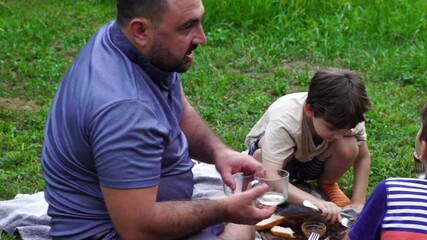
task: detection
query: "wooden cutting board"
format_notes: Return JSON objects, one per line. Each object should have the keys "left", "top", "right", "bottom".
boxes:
{"left": 259, "top": 211, "right": 349, "bottom": 240}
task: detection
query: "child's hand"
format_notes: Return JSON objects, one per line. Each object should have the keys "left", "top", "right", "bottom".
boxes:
{"left": 344, "top": 202, "right": 364, "bottom": 211}
{"left": 316, "top": 200, "right": 342, "bottom": 224}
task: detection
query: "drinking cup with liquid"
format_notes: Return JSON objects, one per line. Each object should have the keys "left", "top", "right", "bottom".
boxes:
{"left": 223, "top": 172, "right": 254, "bottom": 195}
{"left": 248, "top": 169, "right": 289, "bottom": 206}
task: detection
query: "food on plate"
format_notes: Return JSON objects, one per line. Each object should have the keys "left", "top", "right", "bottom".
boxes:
{"left": 255, "top": 214, "right": 286, "bottom": 230}
{"left": 259, "top": 212, "right": 352, "bottom": 239}
{"left": 270, "top": 226, "right": 295, "bottom": 238}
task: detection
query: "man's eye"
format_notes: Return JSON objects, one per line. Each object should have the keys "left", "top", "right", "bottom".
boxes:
{"left": 184, "top": 24, "right": 194, "bottom": 30}
{"left": 181, "top": 20, "right": 199, "bottom": 31}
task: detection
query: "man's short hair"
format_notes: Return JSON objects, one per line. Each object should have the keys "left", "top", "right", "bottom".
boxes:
{"left": 116, "top": 0, "right": 169, "bottom": 29}
{"left": 306, "top": 68, "right": 371, "bottom": 129}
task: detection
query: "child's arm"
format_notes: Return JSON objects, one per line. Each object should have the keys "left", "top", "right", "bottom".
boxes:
{"left": 349, "top": 142, "right": 370, "bottom": 210}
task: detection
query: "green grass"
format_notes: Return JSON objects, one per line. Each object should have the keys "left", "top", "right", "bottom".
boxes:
{"left": 0, "top": 0, "right": 426, "bottom": 226}
{"left": 189, "top": 0, "right": 427, "bottom": 194}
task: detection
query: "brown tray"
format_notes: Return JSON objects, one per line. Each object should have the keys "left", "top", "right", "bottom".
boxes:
{"left": 259, "top": 211, "right": 349, "bottom": 240}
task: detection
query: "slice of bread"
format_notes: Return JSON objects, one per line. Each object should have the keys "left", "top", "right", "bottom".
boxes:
{"left": 270, "top": 226, "right": 295, "bottom": 238}
{"left": 255, "top": 214, "right": 286, "bottom": 231}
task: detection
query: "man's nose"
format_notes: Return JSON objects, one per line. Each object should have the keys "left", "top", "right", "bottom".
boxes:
{"left": 193, "top": 23, "right": 206, "bottom": 45}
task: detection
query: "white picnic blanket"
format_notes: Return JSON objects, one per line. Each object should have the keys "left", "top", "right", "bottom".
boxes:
{"left": 0, "top": 162, "right": 253, "bottom": 239}
{"left": 0, "top": 162, "right": 357, "bottom": 239}
{"left": 0, "top": 191, "right": 51, "bottom": 240}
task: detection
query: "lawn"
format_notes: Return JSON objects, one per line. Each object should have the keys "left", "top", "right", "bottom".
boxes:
{"left": 0, "top": 0, "right": 426, "bottom": 209}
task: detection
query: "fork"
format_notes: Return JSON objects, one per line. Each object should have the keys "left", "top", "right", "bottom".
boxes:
{"left": 308, "top": 232, "right": 320, "bottom": 240}
{"left": 414, "top": 151, "right": 425, "bottom": 179}
{"left": 341, "top": 217, "right": 355, "bottom": 229}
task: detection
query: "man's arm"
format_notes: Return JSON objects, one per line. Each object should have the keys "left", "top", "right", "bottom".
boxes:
{"left": 349, "top": 142, "right": 371, "bottom": 210}
{"left": 100, "top": 87, "right": 276, "bottom": 239}
{"left": 101, "top": 184, "right": 273, "bottom": 239}
{"left": 179, "top": 86, "right": 264, "bottom": 188}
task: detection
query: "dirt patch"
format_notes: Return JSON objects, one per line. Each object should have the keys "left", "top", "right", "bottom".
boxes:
{"left": 0, "top": 97, "right": 42, "bottom": 113}
{"left": 282, "top": 60, "right": 319, "bottom": 74}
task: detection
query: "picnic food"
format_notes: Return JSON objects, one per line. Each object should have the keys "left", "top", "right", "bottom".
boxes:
{"left": 259, "top": 212, "right": 351, "bottom": 240}
{"left": 270, "top": 226, "right": 295, "bottom": 238}
{"left": 255, "top": 214, "right": 286, "bottom": 230}
{"left": 301, "top": 221, "right": 327, "bottom": 238}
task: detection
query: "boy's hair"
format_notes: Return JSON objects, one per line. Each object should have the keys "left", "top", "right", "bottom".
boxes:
{"left": 420, "top": 103, "right": 427, "bottom": 142}
{"left": 116, "top": 0, "right": 169, "bottom": 29}
{"left": 306, "top": 68, "right": 371, "bottom": 129}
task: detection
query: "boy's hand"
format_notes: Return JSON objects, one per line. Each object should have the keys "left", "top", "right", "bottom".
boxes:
{"left": 344, "top": 202, "right": 364, "bottom": 211}
{"left": 314, "top": 200, "right": 342, "bottom": 224}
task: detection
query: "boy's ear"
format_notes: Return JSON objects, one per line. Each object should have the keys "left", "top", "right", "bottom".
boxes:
{"left": 304, "top": 104, "right": 314, "bottom": 118}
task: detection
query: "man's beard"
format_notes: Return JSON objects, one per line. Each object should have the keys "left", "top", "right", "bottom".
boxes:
{"left": 146, "top": 38, "right": 196, "bottom": 73}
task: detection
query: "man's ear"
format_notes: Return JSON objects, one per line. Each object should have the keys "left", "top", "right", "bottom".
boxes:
{"left": 304, "top": 104, "right": 314, "bottom": 118}
{"left": 128, "top": 17, "right": 152, "bottom": 48}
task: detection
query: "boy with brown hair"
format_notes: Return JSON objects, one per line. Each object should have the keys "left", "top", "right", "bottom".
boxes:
{"left": 246, "top": 68, "right": 371, "bottom": 222}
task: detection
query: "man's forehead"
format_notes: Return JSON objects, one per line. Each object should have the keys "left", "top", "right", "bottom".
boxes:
{"left": 168, "top": 0, "right": 202, "bottom": 9}
{"left": 164, "top": 0, "right": 204, "bottom": 20}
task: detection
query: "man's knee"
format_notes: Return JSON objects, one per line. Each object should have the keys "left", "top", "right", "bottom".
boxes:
{"left": 220, "top": 223, "right": 255, "bottom": 240}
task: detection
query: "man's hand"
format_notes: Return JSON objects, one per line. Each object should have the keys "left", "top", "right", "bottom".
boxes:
{"left": 223, "top": 183, "right": 276, "bottom": 225}
{"left": 214, "top": 149, "right": 263, "bottom": 191}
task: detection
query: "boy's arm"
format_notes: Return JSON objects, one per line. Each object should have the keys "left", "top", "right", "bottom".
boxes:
{"left": 349, "top": 142, "right": 371, "bottom": 210}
